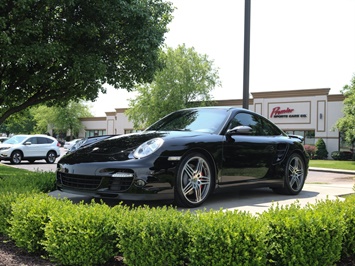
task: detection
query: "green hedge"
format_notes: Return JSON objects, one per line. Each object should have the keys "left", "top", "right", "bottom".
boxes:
{"left": 1, "top": 164, "right": 355, "bottom": 265}
{"left": 117, "top": 206, "right": 192, "bottom": 266}
{"left": 261, "top": 201, "right": 345, "bottom": 265}
{"left": 42, "top": 201, "right": 123, "bottom": 266}
{"left": 186, "top": 210, "right": 268, "bottom": 266}
{"left": 3, "top": 195, "right": 355, "bottom": 266}
{"left": 7, "top": 193, "right": 69, "bottom": 253}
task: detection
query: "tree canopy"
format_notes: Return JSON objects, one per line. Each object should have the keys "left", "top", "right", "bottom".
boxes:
{"left": 335, "top": 74, "right": 355, "bottom": 145}
{"left": 126, "top": 45, "right": 221, "bottom": 129}
{"left": 0, "top": 0, "right": 173, "bottom": 125}
{"left": 0, "top": 101, "right": 92, "bottom": 138}
{"left": 32, "top": 101, "right": 92, "bottom": 139}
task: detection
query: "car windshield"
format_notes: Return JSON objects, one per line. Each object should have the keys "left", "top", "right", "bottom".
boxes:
{"left": 146, "top": 108, "right": 229, "bottom": 133}
{"left": 3, "top": 136, "right": 27, "bottom": 144}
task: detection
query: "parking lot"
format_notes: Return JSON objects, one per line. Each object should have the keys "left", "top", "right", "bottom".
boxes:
{"left": 1, "top": 147, "right": 355, "bottom": 214}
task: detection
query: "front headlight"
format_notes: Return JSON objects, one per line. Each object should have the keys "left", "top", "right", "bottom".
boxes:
{"left": 133, "top": 138, "right": 164, "bottom": 159}
{"left": 0, "top": 147, "right": 10, "bottom": 151}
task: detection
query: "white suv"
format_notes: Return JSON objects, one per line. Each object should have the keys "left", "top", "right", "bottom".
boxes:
{"left": 0, "top": 134, "right": 61, "bottom": 164}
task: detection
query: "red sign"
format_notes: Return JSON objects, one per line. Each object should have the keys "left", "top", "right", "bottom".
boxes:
{"left": 270, "top": 107, "right": 294, "bottom": 118}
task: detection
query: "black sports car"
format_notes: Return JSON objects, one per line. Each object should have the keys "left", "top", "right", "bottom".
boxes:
{"left": 56, "top": 107, "right": 309, "bottom": 208}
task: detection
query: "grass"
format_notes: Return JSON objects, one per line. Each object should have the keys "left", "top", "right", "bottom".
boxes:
{"left": 0, "top": 164, "right": 34, "bottom": 177}
{"left": 309, "top": 160, "right": 355, "bottom": 171}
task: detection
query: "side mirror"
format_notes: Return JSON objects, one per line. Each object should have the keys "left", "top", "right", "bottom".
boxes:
{"left": 24, "top": 141, "right": 32, "bottom": 145}
{"left": 226, "top": 126, "right": 252, "bottom": 136}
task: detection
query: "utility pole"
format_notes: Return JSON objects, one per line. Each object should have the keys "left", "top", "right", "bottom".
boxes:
{"left": 243, "top": 0, "right": 251, "bottom": 109}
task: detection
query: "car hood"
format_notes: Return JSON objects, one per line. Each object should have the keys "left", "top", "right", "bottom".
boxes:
{"left": 0, "top": 143, "right": 15, "bottom": 148}
{"left": 58, "top": 131, "right": 210, "bottom": 164}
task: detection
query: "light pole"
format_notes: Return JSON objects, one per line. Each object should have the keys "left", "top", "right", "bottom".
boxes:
{"left": 243, "top": 0, "right": 251, "bottom": 109}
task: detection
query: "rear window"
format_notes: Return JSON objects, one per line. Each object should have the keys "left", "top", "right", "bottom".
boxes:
{"left": 38, "top": 137, "right": 53, "bottom": 144}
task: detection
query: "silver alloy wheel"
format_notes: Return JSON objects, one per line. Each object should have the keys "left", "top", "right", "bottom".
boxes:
{"left": 180, "top": 155, "right": 212, "bottom": 205}
{"left": 11, "top": 151, "right": 22, "bottom": 164}
{"left": 46, "top": 151, "right": 56, "bottom": 164}
{"left": 287, "top": 154, "right": 305, "bottom": 192}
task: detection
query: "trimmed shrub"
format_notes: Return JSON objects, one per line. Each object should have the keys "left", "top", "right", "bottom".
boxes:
{"left": 315, "top": 138, "right": 328, "bottom": 159}
{"left": 7, "top": 193, "right": 69, "bottom": 253}
{"left": 117, "top": 205, "right": 191, "bottom": 266}
{"left": 341, "top": 195, "right": 355, "bottom": 257}
{"left": 186, "top": 210, "right": 268, "bottom": 266}
{"left": 331, "top": 151, "right": 353, "bottom": 160}
{"left": 304, "top": 145, "right": 316, "bottom": 159}
{"left": 262, "top": 201, "right": 345, "bottom": 265}
{"left": 43, "top": 200, "right": 121, "bottom": 266}
{"left": 0, "top": 192, "right": 29, "bottom": 234}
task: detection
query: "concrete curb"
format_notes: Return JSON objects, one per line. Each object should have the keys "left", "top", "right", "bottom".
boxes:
{"left": 309, "top": 167, "right": 355, "bottom": 175}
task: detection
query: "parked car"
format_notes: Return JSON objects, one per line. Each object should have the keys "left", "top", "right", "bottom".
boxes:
{"left": 56, "top": 107, "right": 309, "bottom": 208}
{"left": 64, "top": 139, "right": 82, "bottom": 150}
{"left": 0, "top": 134, "right": 61, "bottom": 164}
{"left": 0, "top": 137, "right": 8, "bottom": 143}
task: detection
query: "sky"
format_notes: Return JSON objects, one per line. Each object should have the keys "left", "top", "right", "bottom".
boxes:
{"left": 90, "top": 0, "right": 355, "bottom": 116}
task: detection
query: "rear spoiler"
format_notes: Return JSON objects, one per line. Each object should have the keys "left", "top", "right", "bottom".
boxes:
{"left": 288, "top": 134, "right": 304, "bottom": 142}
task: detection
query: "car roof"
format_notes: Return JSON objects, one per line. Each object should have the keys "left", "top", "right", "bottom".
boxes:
{"left": 11, "top": 134, "right": 56, "bottom": 139}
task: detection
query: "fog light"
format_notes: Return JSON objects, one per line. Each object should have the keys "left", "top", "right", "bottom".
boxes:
{"left": 134, "top": 179, "right": 146, "bottom": 187}
{"left": 112, "top": 172, "right": 134, "bottom": 178}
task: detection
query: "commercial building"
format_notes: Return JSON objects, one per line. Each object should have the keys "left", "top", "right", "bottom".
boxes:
{"left": 79, "top": 88, "right": 347, "bottom": 157}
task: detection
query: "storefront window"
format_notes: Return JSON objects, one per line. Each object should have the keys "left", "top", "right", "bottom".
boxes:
{"left": 85, "top": 130, "right": 106, "bottom": 137}
{"left": 304, "top": 131, "right": 315, "bottom": 145}
{"left": 284, "top": 130, "right": 315, "bottom": 145}
{"left": 124, "top": 129, "right": 139, "bottom": 134}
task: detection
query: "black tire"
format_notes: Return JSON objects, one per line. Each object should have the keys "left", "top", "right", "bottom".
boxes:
{"left": 273, "top": 153, "right": 306, "bottom": 195}
{"left": 45, "top": 151, "right": 57, "bottom": 164}
{"left": 174, "top": 153, "right": 214, "bottom": 208}
{"left": 10, "top": 150, "right": 22, "bottom": 164}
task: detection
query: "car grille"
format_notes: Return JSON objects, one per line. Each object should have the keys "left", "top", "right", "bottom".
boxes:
{"left": 57, "top": 173, "right": 133, "bottom": 192}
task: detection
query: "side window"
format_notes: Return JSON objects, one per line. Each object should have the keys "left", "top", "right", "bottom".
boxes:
{"left": 228, "top": 113, "right": 263, "bottom": 136}
{"left": 261, "top": 117, "right": 283, "bottom": 136}
{"left": 228, "top": 112, "right": 282, "bottom": 136}
{"left": 38, "top": 137, "right": 52, "bottom": 144}
{"left": 27, "top": 137, "right": 38, "bottom": 144}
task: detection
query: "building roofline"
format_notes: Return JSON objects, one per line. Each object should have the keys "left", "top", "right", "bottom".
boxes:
{"left": 251, "top": 88, "right": 331, "bottom": 98}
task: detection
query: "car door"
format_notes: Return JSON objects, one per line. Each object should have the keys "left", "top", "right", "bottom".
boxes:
{"left": 37, "top": 137, "right": 53, "bottom": 157}
{"left": 22, "top": 137, "right": 40, "bottom": 157}
{"left": 220, "top": 112, "right": 279, "bottom": 184}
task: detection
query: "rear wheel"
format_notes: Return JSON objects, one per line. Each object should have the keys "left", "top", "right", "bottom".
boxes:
{"left": 45, "top": 151, "right": 57, "bottom": 164}
{"left": 10, "top": 150, "right": 22, "bottom": 164}
{"left": 174, "top": 153, "right": 214, "bottom": 208}
{"left": 273, "top": 153, "right": 306, "bottom": 195}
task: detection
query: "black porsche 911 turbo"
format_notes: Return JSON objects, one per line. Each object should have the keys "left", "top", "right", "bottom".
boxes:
{"left": 56, "top": 107, "right": 309, "bottom": 208}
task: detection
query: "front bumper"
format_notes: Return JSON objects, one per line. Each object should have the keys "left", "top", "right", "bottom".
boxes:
{"left": 56, "top": 158, "right": 178, "bottom": 201}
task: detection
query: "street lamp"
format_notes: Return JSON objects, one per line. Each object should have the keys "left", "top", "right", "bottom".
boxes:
{"left": 243, "top": 0, "right": 251, "bottom": 109}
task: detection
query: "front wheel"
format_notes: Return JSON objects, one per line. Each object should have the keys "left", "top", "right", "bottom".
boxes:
{"left": 10, "top": 150, "right": 22, "bottom": 164}
{"left": 273, "top": 153, "right": 306, "bottom": 195}
{"left": 45, "top": 151, "right": 57, "bottom": 164}
{"left": 174, "top": 153, "right": 214, "bottom": 208}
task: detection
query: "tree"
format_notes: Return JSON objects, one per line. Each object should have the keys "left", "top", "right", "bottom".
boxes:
{"left": 0, "top": 109, "right": 36, "bottom": 135}
{"left": 126, "top": 45, "right": 221, "bottom": 129}
{"left": 335, "top": 74, "right": 355, "bottom": 146}
{"left": 31, "top": 101, "right": 92, "bottom": 139}
{"left": 0, "top": 0, "right": 173, "bottom": 125}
